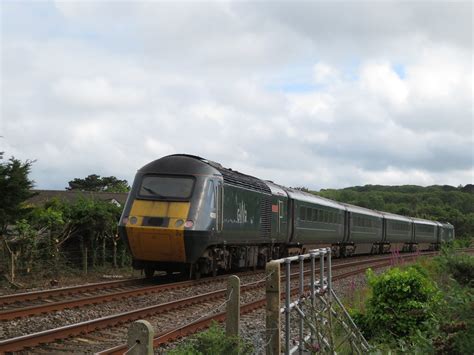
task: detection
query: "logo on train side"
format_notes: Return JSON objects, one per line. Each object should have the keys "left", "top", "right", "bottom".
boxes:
{"left": 224, "top": 199, "right": 254, "bottom": 225}
{"left": 237, "top": 201, "right": 248, "bottom": 223}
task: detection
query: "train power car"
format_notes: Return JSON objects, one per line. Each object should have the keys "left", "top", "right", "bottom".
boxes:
{"left": 119, "top": 154, "right": 455, "bottom": 278}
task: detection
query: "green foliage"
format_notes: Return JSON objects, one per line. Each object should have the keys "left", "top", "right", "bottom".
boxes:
{"left": 410, "top": 251, "right": 474, "bottom": 353}
{"left": 168, "top": 322, "right": 253, "bottom": 355}
{"left": 64, "top": 197, "right": 121, "bottom": 237}
{"left": 349, "top": 250, "right": 474, "bottom": 352}
{"left": 364, "top": 267, "right": 440, "bottom": 339}
{"left": 0, "top": 154, "right": 132, "bottom": 281}
{"left": 438, "top": 250, "right": 474, "bottom": 287}
{"left": 316, "top": 184, "right": 474, "bottom": 238}
{"left": 453, "top": 235, "right": 472, "bottom": 248}
{"left": 67, "top": 174, "right": 130, "bottom": 192}
{"left": 0, "top": 155, "right": 36, "bottom": 233}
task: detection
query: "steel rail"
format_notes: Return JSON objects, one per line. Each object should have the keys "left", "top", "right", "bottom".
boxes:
{"left": 0, "top": 249, "right": 462, "bottom": 307}
{"left": 0, "top": 279, "right": 267, "bottom": 353}
{"left": 0, "top": 276, "right": 223, "bottom": 321}
{"left": 0, "top": 278, "right": 144, "bottom": 306}
{"left": 0, "top": 269, "right": 265, "bottom": 321}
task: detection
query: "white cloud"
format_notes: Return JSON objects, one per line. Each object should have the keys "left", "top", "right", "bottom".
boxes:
{"left": 1, "top": 1, "right": 472, "bottom": 190}
{"left": 359, "top": 62, "right": 409, "bottom": 108}
{"left": 313, "top": 62, "right": 339, "bottom": 85}
{"left": 52, "top": 77, "right": 145, "bottom": 108}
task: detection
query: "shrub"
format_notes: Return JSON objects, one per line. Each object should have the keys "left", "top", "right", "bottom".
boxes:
{"left": 446, "top": 253, "right": 474, "bottom": 286}
{"left": 364, "top": 267, "right": 439, "bottom": 340}
{"left": 167, "top": 322, "right": 253, "bottom": 355}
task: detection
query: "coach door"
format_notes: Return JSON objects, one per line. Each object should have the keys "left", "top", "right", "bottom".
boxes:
{"left": 277, "top": 198, "right": 288, "bottom": 239}
{"left": 215, "top": 180, "right": 223, "bottom": 232}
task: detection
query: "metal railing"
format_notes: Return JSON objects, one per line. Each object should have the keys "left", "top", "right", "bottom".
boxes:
{"left": 265, "top": 248, "right": 370, "bottom": 354}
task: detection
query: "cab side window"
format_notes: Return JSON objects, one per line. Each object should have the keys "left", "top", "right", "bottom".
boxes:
{"left": 207, "top": 180, "right": 216, "bottom": 210}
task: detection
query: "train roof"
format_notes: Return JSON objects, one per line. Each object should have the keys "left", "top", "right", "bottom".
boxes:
{"left": 341, "top": 202, "right": 384, "bottom": 218}
{"left": 378, "top": 211, "right": 413, "bottom": 223}
{"left": 411, "top": 217, "right": 438, "bottom": 226}
{"left": 162, "top": 154, "right": 271, "bottom": 194}
{"left": 264, "top": 181, "right": 288, "bottom": 197}
{"left": 139, "top": 154, "right": 219, "bottom": 176}
{"left": 437, "top": 221, "right": 454, "bottom": 228}
{"left": 285, "top": 189, "right": 346, "bottom": 210}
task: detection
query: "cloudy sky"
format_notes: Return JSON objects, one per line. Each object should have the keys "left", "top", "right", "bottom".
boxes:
{"left": 1, "top": 0, "right": 472, "bottom": 191}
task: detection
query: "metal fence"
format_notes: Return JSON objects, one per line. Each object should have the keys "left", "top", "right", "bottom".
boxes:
{"left": 265, "top": 248, "right": 370, "bottom": 354}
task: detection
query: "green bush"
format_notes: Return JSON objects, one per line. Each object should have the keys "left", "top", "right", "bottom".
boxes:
{"left": 364, "top": 267, "right": 440, "bottom": 339}
{"left": 348, "top": 309, "right": 372, "bottom": 340}
{"left": 446, "top": 253, "right": 474, "bottom": 286}
{"left": 349, "top": 251, "right": 474, "bottom": 352}
{"left": 168, "top": 322, "right": 253, "bottom": 355}
{"left": 453, "top": 236, "right": 472, "bottom": 248}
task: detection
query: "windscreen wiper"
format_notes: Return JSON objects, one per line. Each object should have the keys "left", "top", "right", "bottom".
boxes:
{"left": 142, "top": 186, "right": 165, "bottom": 198}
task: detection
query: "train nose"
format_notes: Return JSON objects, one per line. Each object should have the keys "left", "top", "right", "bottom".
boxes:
{"left": 124, "top": 200, "right": 191, "bottom": 263}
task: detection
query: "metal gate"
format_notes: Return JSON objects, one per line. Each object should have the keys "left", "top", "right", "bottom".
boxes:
{"left": 265, "top": 248, "right": 370, "bottom": 354}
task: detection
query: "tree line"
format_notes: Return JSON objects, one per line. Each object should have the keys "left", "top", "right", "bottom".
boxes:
{"left": 0, "top": 153, "right": 131, "bottom": 284}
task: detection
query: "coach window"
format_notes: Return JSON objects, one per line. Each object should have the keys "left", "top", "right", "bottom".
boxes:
{"left": 300, "top": 206, "right": 305, "bottom": 220}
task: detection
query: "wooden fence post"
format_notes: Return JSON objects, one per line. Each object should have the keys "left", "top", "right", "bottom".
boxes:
{"left": 266, "top": 260, "right": 281, "bottom": 355}
{"left": 127, "top": 320, "right": 154, "bottom": 355}
{"left": 226, "top": 275, "right": 240, "bottom": 337}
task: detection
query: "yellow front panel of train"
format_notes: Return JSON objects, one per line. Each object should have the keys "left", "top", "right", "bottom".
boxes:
{"left": 126, "top": 200, "right": 190, "bottom": 262}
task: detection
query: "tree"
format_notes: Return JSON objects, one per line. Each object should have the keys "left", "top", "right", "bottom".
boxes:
{"left": 0, "top": 154, "right": 36, "bottom": 232}
{"left": 64, "top": 198, "right": 123, "bottom": 273}
{"left": 0, "top": 153, "right": 36, "bottom": 282}
{"left": 66, "top": 174, "right": 130, "bottom": 192}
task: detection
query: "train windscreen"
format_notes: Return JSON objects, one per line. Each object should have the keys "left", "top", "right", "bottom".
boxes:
{"left": 139, "top": 175, "right": 195, "bottom": 199}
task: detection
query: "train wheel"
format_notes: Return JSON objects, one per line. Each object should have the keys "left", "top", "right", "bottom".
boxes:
{"left": 144, "top": 267, "right": 155, "bottom": 279}
{"left": 212, "top": 252, "right": 217, "bottom": 277}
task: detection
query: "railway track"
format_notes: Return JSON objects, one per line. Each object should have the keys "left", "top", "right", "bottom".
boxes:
{"left": 0, "top": 274, "right": 237, "bottom": 321}
{"left": 0, "top": 251, "right": 436, "bottom": 353}
{"left": 0, "top": 251, "right": 429, "bottom": 322}
{"left": 0, "top": 278, "right": 147, "bottom": 305}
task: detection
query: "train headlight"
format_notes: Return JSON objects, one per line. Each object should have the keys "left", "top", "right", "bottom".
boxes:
{"left": 175, "top": 219, "right": 184, "bottom": 227}
{"left": 184, "top": 220, "right": 194, "bottom": 228}
{"left": 122, "top": 217, "right": 129, "bottom": 225}
{"left": 130, "top": 216, "right": 138, "bottom": 225}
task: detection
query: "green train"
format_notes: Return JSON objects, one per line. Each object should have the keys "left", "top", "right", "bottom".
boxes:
{"left": 119, "top": 154, "right": 454, "bottom": 278}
